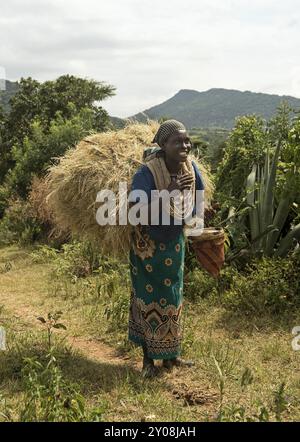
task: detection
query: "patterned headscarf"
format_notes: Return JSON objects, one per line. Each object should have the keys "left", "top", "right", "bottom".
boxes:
{"left": 152, "top": 119, "right": 187, "bottom": 147}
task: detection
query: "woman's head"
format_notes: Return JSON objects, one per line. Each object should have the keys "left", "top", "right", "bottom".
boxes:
{"left": 152, "top": 119, "right": 192, "bottom": 163}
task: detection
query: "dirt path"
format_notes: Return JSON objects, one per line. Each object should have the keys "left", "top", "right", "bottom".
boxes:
{"left": 5, "top": 297, "right": 218, "bottom": 409}
{"left": 0, "top": 249, "right": 140, "bottom": 370}
{"left": 1, "top": 286, "right": 140, "bottom": 370}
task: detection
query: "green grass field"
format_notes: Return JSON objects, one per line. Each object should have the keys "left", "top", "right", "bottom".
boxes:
{"left": 0, "top": 245, "right": 300, "bottom": 421}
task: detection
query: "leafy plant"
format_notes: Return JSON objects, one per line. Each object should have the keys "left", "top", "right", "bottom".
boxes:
{"left": 37, "top": 311, "right": 67, "bottom": 350}
{"left": 225, "top": 137, "right": 300, "bottom": 263}
{"left": 102, "top": 271, "right": 130, "bottom": 333}
{"left": 222, "top": 251, "right": 300, "bottom": 315}
{"left": 246, "top": 140, "right": 300, "bottom": 257}
{"left": 0, "top": 198, "right": 42, "bottom": 246}
{"left": 0, "top": 75, "right": 115, "bottom": 184}
{"left": 20, "top": 351, "right": 104, "bottom": 422}
{"left": 215, "top": 114, "right": 267, "bottom": 203}
{"left": 30, "top": 244, "right": 60, "bottom": 263}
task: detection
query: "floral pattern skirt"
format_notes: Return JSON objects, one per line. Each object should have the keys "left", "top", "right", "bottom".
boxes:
{"left": 128, "top": 227, "right": 185, "bottom": 360}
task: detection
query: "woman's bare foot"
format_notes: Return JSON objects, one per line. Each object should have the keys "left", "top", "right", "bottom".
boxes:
{"left": 142, "top": 345, "right": 159, "bottom": 378}
{"left": 142, "top": 363, "right": 159, "bottom": 378}
{"left": 172, "top": 357, "right": 195, "bottom": 367}
{"left": 162, "top": 359, "right": 174, "bottom": 370}
{"left": 142, "top": 357, "right": 159, "bottom": 378}
{"left": 163, "top": 357, "right": 195, "bottom": 369}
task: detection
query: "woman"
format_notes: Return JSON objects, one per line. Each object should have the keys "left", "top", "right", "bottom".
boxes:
{"left": 128, "top": 119, "right": 205, "bottom": 378}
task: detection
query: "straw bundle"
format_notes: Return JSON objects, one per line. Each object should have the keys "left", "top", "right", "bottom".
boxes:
{"left": 45, "top": 121, "right": 214, "bottom": 257}
{"left": 28, "top": 176, "right": 69, "bottom": 243}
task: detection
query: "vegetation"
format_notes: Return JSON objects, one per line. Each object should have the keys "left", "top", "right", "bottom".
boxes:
{"left": 0, "top": 75, "right": 115, "bottom": 185}
{"left": 0, "top": 245, "right": 299, "bottom": 421}
{"left": 0, "top": 80, "right": 19, "bottom": 113}
{"left": 213, "top": 103, "right": 300, "bottom": 266}
{"left": 0, "top": 75, "right": 300, "bottom": 422}
{"left": 131, "top": 88, "right": 300, "bottom": 129}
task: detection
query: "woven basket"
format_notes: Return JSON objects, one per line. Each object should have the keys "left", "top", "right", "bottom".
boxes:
{"left": 191, "top": 227, "right": 225, "bottom": 279}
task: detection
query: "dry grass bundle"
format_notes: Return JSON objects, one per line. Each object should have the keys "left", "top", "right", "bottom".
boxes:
{"left": 28, "top": 176, "right": 55, "bottom": 225}
{"left": 28, "top": 176, "right": 69, "bottom": 243}
{"left": 45, "top": 121, "right": 214, "bottom": 257}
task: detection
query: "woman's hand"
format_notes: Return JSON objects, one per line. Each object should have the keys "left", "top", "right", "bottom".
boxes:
{"left": 167, "top": 173, "right": 194, "bottom": 192}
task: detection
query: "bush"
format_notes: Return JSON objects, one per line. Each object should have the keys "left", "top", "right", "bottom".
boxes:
{"left": 31, "top": 240, "right": 102, "bottom": 280}
{"left": 20, "top": 351, "right": 104, "bottom": 422}
{"left": 0, "top": 198, "right": 43, "bottom": 246}
{"left": 184, "top": 268, "right": 218, "bottom": 301}
{"left": 102, "top": 269, "right": 130, "bottom": 333}
{"left": 184, "top": 264, "right": 239, "bottom": 302}
{"left": 222, "top": 250, "right": 300, "bottom": 315}
{"left": 6, "top": 107, "right": 99, "bottom": 198}
{"left": 0, "top": 185, "right": 10, "bottom": 218}
{"left": 0, "top": 329, "right": 105, "bottom": 422}
{"left": 215, "top": 115, "right": 267, "bottom": 203}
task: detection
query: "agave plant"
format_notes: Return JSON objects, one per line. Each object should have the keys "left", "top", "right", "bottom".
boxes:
{"left": 245, "top": 139, "right": 300, "bottom": 257}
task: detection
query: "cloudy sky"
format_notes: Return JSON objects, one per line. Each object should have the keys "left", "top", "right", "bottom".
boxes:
{"left": 1, "top": 0, "right": 300, "bottom": 117}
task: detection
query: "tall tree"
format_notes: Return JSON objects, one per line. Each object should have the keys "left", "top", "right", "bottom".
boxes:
{"left": 0, "top": 75, "right": 116, "bottom": 183}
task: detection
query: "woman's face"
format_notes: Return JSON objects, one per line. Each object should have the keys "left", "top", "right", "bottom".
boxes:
{"left": 162, "top": 130, "right": 192, "bottom": 163}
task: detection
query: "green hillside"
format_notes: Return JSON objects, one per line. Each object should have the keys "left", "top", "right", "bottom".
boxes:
{"left": 130, "top": 88, "right": 300, "bottom": 129}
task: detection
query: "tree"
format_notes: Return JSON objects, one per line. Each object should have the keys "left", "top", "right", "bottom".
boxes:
{"left": 215, "top": 115, "right": 267, "bottom": 202}
{"left": 0, "top": 75, "right": 116, "bottom": 183}
{"left": 6, "top": 106, "right": 98, "bottom": 198}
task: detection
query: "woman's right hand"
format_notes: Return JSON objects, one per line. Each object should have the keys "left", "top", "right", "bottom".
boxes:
{"left": 167, "top": 173, "right": 194, "bottom": 192}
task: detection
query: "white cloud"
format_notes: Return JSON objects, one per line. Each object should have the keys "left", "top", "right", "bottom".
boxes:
{"left": 0, "top": 0, "right": 299, "bottom": 116}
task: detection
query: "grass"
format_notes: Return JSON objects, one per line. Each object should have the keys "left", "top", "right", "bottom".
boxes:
{"left": 0, "top": 244, "right": 300, "bottom": 421}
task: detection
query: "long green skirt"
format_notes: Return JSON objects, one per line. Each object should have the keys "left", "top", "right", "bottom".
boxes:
{"left": 128, "top": 228, "right": 185, "bottom": 360}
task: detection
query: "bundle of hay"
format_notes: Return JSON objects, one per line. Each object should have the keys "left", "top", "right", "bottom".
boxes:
{"left": 28, "top": 176, "right": 69, "bottom": 243}
{"left": 45, "top": 121, "right": 214, "bottom": 257}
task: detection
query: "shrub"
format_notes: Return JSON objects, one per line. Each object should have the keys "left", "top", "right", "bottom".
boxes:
{"left": 0, "top": 185, "right": 10, "bottom": 218}
{"left": 6, "top": 107, "right": 98, "bottom": 198}
{"left": 184, "top": 268, "right": 218, "bottom": 301}
{"left": 0, "top": 198, "right": 43, "bottom": 246}
{"left": 31, "top": 240, "right": 101, "bottom": 280}
{"left": 20, "top": 351, "right": 104, "bottom": 422}
{"left": 222, "top": 250, "right": 300, "bottom": 315}
{"left": 215, "top": 115, "right": 267, "bottom": 203}
{"left": 184, "top": 262, "right": 239, "bottom": 303}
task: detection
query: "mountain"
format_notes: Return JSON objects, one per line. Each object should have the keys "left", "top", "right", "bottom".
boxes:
{"left": 109, "top": 115, "right": 126, "bottom": 129}
{"left": 129, "top": 88, "right": 300, "bottom": 129}
{"left": 3, "top": 82, "right": 300, "bottom": 130}
{"left": 0, "top": 80, "right": 19, "bottom": 112}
